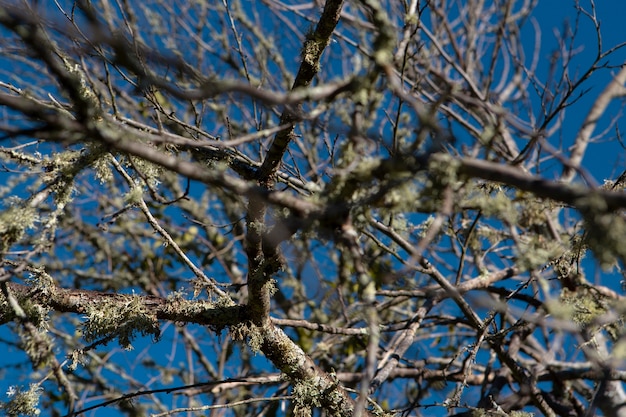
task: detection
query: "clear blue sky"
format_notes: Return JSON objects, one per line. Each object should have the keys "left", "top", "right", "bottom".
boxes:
{"left": 532, "top": 1, "right": 626, "bottom": 182}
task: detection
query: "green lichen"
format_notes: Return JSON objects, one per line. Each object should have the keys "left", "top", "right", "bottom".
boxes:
{"left": 229, "top": 321, "right": 250, "bottom": 342}
{"left": 10, "top": 297, "right": 54, "bottom": 370}
{"left": 559, "top": 287, "right": 608, "bottom": 327}
{"left": 552, "top": 234, "right": 586, "bottom": 279}
{"left": 229, "top": 320, "right": 264, "bottom": 354}
{"left": 265, "top": 278, "right": 278, "bottom": 297}
{"left": 292, "top": 378, "right": 324, "bottom": 408}
{"left": 82, "top": 295, "right": 160, "bottom": 349}
{"left": 123, "top": 185, "right": 144, "bottom": 205}
{"left": 0, "top": 202, "right": 38, "bottom": 252}
{"left": 0, "top": 384, "right": 42, "bottom": 417}
{"left": 248, "top": 325, "right": 265, "bottom": 353}
{"left": 301, "top": 29, "right": 326, "bottom": 71}
{"left": 90, "top": 152, "right": 114, "bottom": 184}
{"left": 515, "top": 236, "right": 563, "bottom": 271}
{"left": 25, "top": 267, "right": 56, "bottom": 293}
{"left": 428, "top": 152, "right": 461, "bottom": 186}
{"left": 464, "top": 184, "right": 517, "bottom": 224}
{"left": 583, "top": 210, "right": 626, "bottom": 268}
{"left": 471, "top": 410, "right": 534, "bottom": 417}
{"left": 303, "top": 38, "right": 322, "bottom": 70}
{"left": 128, "top": 155, "right": 163, "bottom": 188}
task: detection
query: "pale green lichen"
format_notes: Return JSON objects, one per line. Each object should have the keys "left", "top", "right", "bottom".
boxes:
{"left": 510, "top": 411, "right": 534, "bottom": 417}
{"left": 584, "top": 211, "right": 626, "bottom": 268}
{"left": 561, "top": 289, "right": 604, "bottom": 326}
{"left": 127, "top": 155, "right": 162, "bottom": 188}
{"left": 123, "top": 185, "right": 144, "bottom": 205}
{"left": 0, "top": 202, "right": 38, "bottom": 251}
{"left": 465, "top": 185, "right": 517, "bottom": 224}
{"left": 247, "top": 220, "right": 266, "bottom": 234}
{"left": 428, "top": 153, "right": 461, "bottom": 186}
{"left": 550, "top": 286, "right": 623, "bottom": 343}
{"left": 515, "top": 236, "right": 563, "bottom": 271}
{"left": 248, "top": 325, "right": 265, "bottom": 353}
{"left": 229, "top": 321, "right": 250, "bottom": 342}
{"left": 17, "top": 322, "right": 54, "bottom": 369}
{"left": 18, "top": 299, "right": 50, "bottom": 331}
{"left": 377, "top": 181, "right": 419, "bottom": 212}
{"left": 303, "top": 38, "right": 322, "bottom": 70}
{"left": 42, "top": 150, "right": 82, "bottom": 176}
{"left": 0, "top": 384, "right": 42, "bottom": 417}
{"left": 82, "top": 295, "right": 160, "bottom": 349}
{"left": 229, "top": 321, "right": 264, "bottom": 354}
{"left": 292, "top": 379, "right": 324, "bottom": 408}
{"left": 41, "top": 150, "right": 79, "bottom": 209}
{"left": 552, "top": 234, "right": 586, "bottom": 279}
{"left": 25, "top": 267, "right": 56, "bottom": 294}
{"left": 265, "top": 278, "right": 278, "bottom": 297}
{"left": 90, "top": 152, "right": 114, "bottom": 184}
{"left": 471, "top": 410, "right": 533, "bottom": 417}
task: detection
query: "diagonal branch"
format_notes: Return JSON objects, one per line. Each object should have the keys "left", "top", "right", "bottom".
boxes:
{"left": 257, "top": 0, "right": 344, "bottom": 183}
{"left": 563, "top": 66, "right": 626, "bottom": 183}
{"left": 245, "top": 0, "right": 345, "bottom": 327}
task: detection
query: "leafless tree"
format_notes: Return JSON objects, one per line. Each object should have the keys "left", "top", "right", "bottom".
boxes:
{"left": 0, "top": 0, "right": 625, "bottom": 416}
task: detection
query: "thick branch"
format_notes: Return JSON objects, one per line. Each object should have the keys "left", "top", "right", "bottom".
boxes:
{"left": 445, "top": 154, "right": 626, "bottom": 211}
{"left": 246, "top": 0, "right": 345, "bottom": 326}
{"left": 0, "top": 282, "right": 247, "bottom": 327}
{"left": 260, "top": 324, "right": 374, "bottom": 417}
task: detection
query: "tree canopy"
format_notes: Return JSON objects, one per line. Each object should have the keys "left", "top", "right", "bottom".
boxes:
{"left": 0, "top": 0, "right": 626, "bottom": 416}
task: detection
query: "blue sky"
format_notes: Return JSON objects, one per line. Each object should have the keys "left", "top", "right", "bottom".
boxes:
{"left": 531, "top": 1, "right": 626, "bottom": 182}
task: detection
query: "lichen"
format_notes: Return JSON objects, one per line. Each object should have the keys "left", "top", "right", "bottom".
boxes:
{"left": 17, "top": 320, "right": 54, "bottom": 369}
{"left": 0, "top": 203, "right": 38, "bottom": 251}
{"left": 515, "top": 236, "right": 563, "bottom": 271}
{"left": 559, "top": 286, "right": 617, "bottom": 333}
{"left": 248, "top": 325, "right": 265, "bottom": 353}
{"left": 303, "top": 38, "right": 322, "bottom": 70}
{"left": 82, "top": 295, "right": 160, "bottom": 349}
{"left": 127, "top": 155, "right": 162, "bottom": 189}
{"left": 229, "top": 320, "right": 264, "bottom": 353}
{"left": 292, "top": 379, "right": 324, "bottom": 409}
{"left": 123, "top": 184, "right": 144, "bottom": 205}
{"left": 90, "top": 151, "right": 114, "bottom": 184}
{"left": 25, "top": 267, "right": 56, "bottom": 294}
{"left": 0, "top": 384, "right": 42, "bottom": 417}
